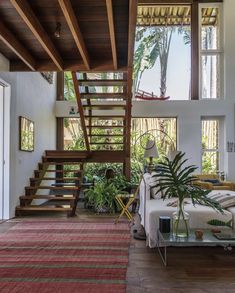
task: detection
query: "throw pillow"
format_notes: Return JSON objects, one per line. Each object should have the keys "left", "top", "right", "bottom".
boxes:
{"left": 203, "top": 179, "right": 221, "bottom": 185}
{"left": 207, "top": 191, "right": 235, "bottom": 208}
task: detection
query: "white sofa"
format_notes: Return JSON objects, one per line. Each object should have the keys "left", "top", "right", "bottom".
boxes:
{"left": 138, "top": 174, "right": 235, "bottom": 248}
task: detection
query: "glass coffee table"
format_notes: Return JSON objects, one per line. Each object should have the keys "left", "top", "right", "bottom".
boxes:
{"left": 156, "top": 229, "right": 235, "bottom": 266}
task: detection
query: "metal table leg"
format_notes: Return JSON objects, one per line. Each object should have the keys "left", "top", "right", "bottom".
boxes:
{"left": 156, "top": 229, "right": 167, "bottom": 266}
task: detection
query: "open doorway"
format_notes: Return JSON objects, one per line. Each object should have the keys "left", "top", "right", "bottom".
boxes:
{"left": 0, "top": 79, "right": 10, "bottom": 220}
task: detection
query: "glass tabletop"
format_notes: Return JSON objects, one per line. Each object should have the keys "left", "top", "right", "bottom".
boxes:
{"left": 159, "top": 229, "right": 235, "bottom": 246}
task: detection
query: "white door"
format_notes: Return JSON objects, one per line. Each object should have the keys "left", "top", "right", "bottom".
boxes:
{"left": 0, "top": 81, "right": 10, "bottom": 220}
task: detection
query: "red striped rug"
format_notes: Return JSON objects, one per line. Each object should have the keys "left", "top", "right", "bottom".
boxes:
{"left": 0, "top": 219, "right": 131, "bottom": 293}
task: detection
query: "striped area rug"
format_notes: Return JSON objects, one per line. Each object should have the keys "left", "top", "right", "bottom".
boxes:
{"left": 0, "top": 219, "right": 131, "bottom": 293}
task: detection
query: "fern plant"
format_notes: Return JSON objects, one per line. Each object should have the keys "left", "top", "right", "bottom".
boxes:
{"left": 85, "top": 181, "right": 119, "bottom": 213}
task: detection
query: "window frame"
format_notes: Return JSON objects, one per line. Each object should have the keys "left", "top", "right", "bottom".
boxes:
{"left": 137, "top": 0, "right": 223, "bottom": 100}
{"left": 201, "top": 116, "right": 224, "bottom": 174}
{"left": 131, "top": 117, "right": 178, "bottom": 150}
{"left": 199, "top": 3, "right": 224, "bottom": 100}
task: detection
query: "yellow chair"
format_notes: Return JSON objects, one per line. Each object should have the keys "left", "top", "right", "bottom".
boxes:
{"left": 115, "top": 183, "right": 141, "bottom": 223}
{"left": 193, "top": 174, "right": 235, "bottom": 190}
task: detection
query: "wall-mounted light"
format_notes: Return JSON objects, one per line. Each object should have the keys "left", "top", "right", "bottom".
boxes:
{"left": 54, "top": 22, "right": 61, "bottom": 38}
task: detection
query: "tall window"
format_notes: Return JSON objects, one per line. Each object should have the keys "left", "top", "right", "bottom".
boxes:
{"left": 135, "top": 2, "right": 223, "bottom": 100}
{"left": 201, "top": 118, "right": 220, "bottom": 174}
{"left": 135, "top": 6, "right": 191, "bottom": 100}
{"left": 200, "top": 4, "right": 223, "bottom": 99}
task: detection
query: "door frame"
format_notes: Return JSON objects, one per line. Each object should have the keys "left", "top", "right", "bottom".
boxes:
{"left": 0, "top": 78, "right": 10, "bottom": 219}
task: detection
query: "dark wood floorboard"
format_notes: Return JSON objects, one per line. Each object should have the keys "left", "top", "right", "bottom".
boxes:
{"left": 127, "top": 232, "right": 235, "bottom": 293}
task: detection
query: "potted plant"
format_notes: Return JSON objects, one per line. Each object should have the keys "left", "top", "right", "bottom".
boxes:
{"left": 152, "top": 152, "right": 223, "bottom": 237}
{"left": 85, "top": 181, "right": 119, "bottom": 213}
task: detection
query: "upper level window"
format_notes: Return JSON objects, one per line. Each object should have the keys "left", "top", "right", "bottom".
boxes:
{"left": 135, "top": 2, "right": 223, "bottom": 101}
{"left": 200, "top": 4, "right": 223, "bottom": 99}
{"left": 135, "top": 6, "right": 191, "bottom": 100}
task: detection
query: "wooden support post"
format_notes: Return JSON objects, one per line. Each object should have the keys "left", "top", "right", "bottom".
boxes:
{"left": 56, "top": 72, "right": 65, "bottom": 180}
{"left": 56, "top": 72, "right": 64, "bottom": 150}
{"left": 191, "top": 1, "right": 199, "bottom": 100}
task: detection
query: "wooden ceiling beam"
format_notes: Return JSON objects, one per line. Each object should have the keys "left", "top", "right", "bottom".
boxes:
{"left": 58, "top": 0, "right": 90, "bottom": 70}
{"left": 106, "top": 0, "right": 117, "bottom": 70}
{"left": 0, "top": 21, "right": 36, "bottom": 71}
{"left": 124, "top": 0, "right": 138, "bottom": 180}
{"left": 10, "top": 60, "right": 128, "bottom": 72}
{"left": 10, "top": 0, "right": 63, "bottom": 71}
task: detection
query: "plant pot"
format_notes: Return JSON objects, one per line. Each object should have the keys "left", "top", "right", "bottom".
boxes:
{"left": 95, "top": 206, "right": 110, "bottom": 214}
{"left": 172, "top": 200, "right": 190, "bottom": 238}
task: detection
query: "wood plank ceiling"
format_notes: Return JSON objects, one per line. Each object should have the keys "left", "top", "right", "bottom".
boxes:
{"left": 0, "top": 0, "right": 130, "bottom": 72}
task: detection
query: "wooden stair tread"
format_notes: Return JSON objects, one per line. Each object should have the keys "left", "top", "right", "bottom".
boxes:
{"left": 31, "top": 177, "right": 79, "bottom": 180}
{"left": 42, "top": 157, "right": 87, "bottom": 163}
{"left": 41, "top": 162, "right": 83, "bottom": 165}
{"left": 20, "top": 195, "right": 76, "bottom": 200}
{"left": 90, "top": 142, "right": 123, "bottom": 145}
{"left": 79, "top": 79, "right": 127, "bottom": 86}
{"left": 81, "top": 93, "right": 126, "bottom": 99}
{"left": 16, "top": 206, "right": 72, "bottom": 211}
{"left": 44, "top": 151, "right": 89, "bottom": 158}
{"left": 86, "top": 125, "right": 124, "bottom": 128}
{"left": 26, "top": 186, "right": 79, "bottom": 190}
{"left": 83, "top": 105, "right": 126, "bottom": 109}
{"left": 85, "top": 115, "right": 125, "bottom": 119}
{"left": 36, "top": 170, "right": 81, "bottom": 173}
{"left": 44, "top": 156, "right": 86, "bottom": 159}
{"left": 88, "top": 134, "right": 124, "bottom": 137}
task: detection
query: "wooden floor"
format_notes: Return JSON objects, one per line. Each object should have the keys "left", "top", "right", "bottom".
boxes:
{"left": 1, "top": 209, "right": 235, "bottom": 293}
{"left": 127, "top": 237, "right": 235, "bottom": 293}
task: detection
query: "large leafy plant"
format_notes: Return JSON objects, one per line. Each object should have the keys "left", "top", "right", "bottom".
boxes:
{"left": 152, "top": 152, "right": 223, "bottom": 212}
{"left": 85, "top": 181, "right": 118, "bottom": 213}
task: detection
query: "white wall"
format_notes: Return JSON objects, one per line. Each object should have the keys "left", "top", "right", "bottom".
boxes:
{"left": 0, "top": 53, "right": 9, "bottom": 71}
{"left": 132, "top": 100, "right": 234, "bottom": 178}
{"left": 0, "top": 72, "right": 56, "bottom": 218}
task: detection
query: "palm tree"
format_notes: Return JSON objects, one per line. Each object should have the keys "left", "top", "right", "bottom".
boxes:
{"left": 134, "top": 26, "right": 174, "bottom": 96}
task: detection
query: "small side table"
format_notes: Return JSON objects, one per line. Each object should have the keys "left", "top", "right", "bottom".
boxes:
{"left": 115, "top": 194, "right": 135, "bottom": 223}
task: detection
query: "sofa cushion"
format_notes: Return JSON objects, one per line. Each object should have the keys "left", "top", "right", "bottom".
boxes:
{"left": 207, "top": 190, "right": 235, "bottom": 208}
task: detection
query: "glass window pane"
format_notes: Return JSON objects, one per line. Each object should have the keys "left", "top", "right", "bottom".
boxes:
{"left": 131, "top": 118, "right": 177, "bottom": 158}
{"left": 201, "top": 7, "right": 220, "bottom": 50}
{"left": 201, "top": 54, "right": 221, "bottom": 99}
{"left": 64, "top": 72, "right": 76, "bottom": 101}
{"left": 64, "top": 118, "right": 86, "bottom": 150}
{"left": 202, "top": 120, "right": 219, "bottom": 150}
{"left": 135, "top": 5, "right": 191, "bottom": 100}
{"left": 202, "top": 151, "right": 219, "bottom": 174}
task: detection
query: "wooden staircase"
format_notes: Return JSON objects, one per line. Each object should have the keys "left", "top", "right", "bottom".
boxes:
{"left": 15, "top": 151, "right": 88, "bottom": 217}
{"left": 72, "top": 72, "right": 129, "bottom": 152}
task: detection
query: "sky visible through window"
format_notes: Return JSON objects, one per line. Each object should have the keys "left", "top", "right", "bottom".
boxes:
{"left": 136, "top": 29, "right": 191, "bottom": 100}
